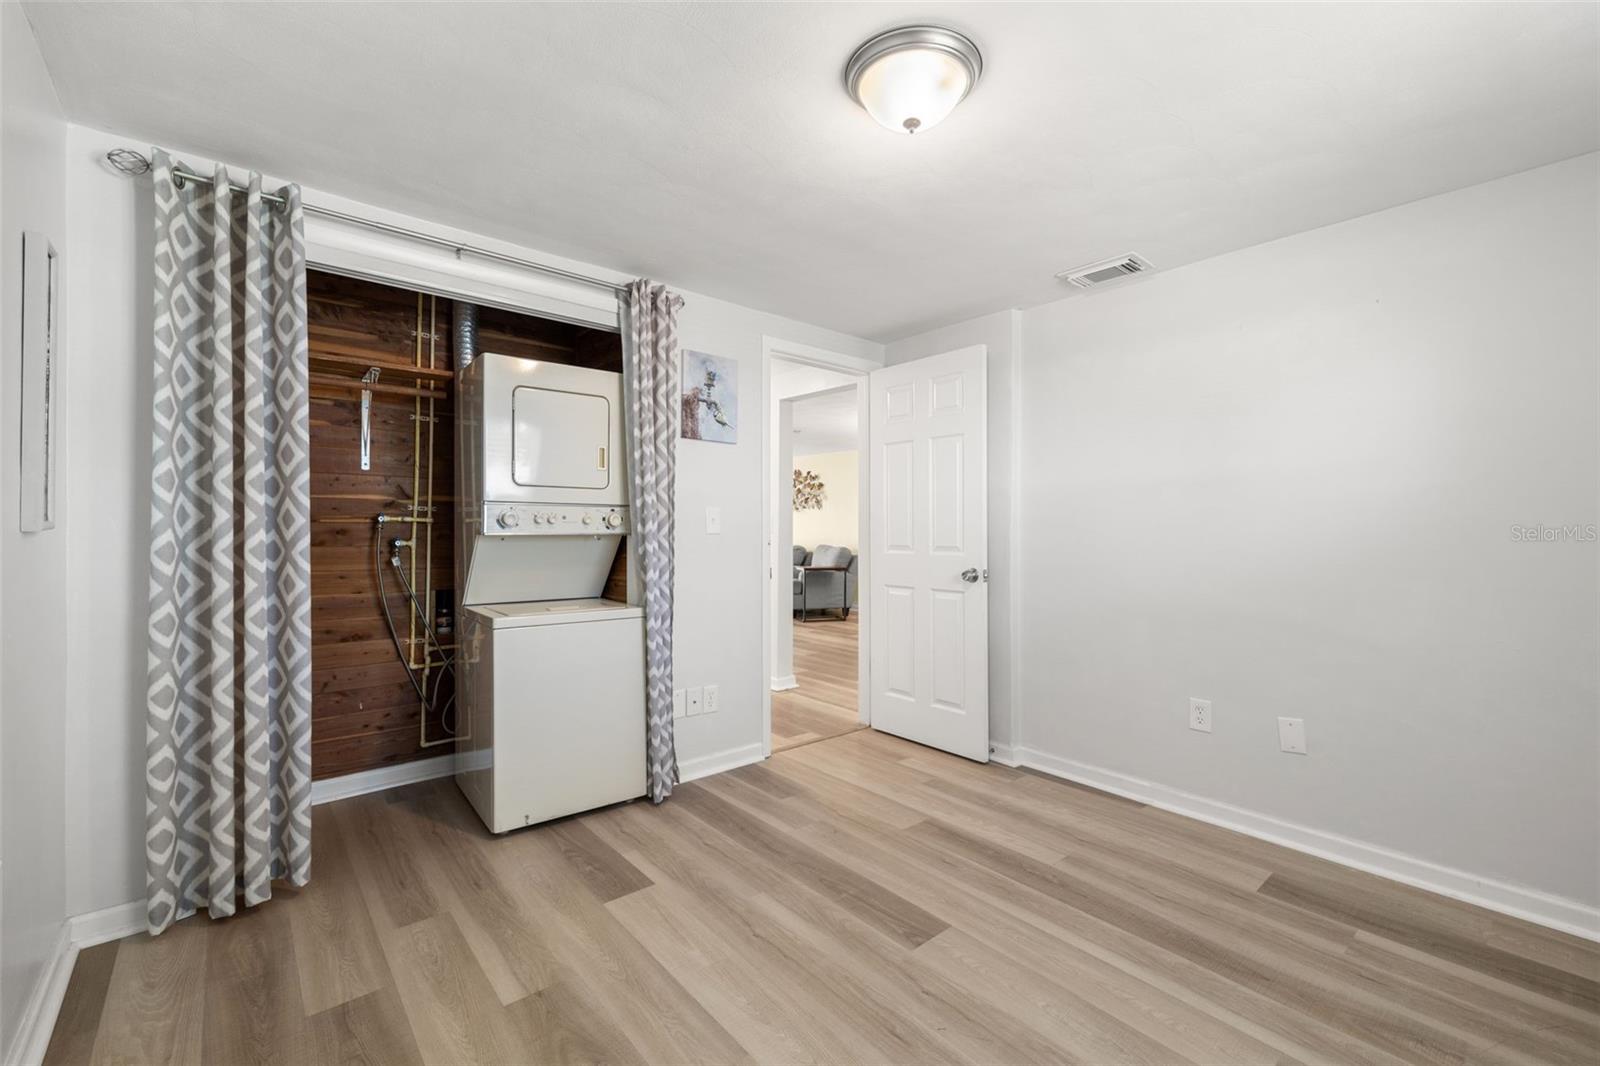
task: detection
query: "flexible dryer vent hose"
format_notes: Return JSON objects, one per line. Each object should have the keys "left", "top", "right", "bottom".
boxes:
{"left": 454, "top": 300, "right": 477, "bottom": 368}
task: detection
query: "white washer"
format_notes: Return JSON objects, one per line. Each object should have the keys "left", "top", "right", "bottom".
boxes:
{"left": 455, "top": 598, "right": 646, "bottom": 833}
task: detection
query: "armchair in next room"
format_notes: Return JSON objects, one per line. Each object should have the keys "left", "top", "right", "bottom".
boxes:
{"left": 793, "top": 544, "right": 858, "bottom": 620}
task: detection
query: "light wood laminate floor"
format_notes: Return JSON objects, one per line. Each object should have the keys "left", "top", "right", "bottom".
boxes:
{"left": 46, "top": 728, "right": 1600, "bottom": 1065}
{"left": 773, "top": 614, "right": 862, "bottom": 754}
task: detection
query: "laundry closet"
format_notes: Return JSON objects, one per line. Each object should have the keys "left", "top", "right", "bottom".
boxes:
{"left": 306, "top": 272, "right": 636, "bottom": 821}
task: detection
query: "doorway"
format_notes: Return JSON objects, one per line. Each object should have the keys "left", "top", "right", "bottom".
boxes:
{"left": 763, "top": 343, "right": 873, "bottom": 757}
{"left": 778, "top": 385, "right": 863, "bottom": 751}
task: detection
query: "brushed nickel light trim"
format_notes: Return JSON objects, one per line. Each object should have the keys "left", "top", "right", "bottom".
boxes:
{"left": 844, "top": 25, "right": 984, "bottom": 134}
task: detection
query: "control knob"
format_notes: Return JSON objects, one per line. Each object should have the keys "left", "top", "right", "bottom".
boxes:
{"left": 496, "top": 509, "right": 520, "bottom": 530}
{"left": 582, "top": 514, "right": 595, "bottom": 526}
{"left": 604, "top": 511, "right": 623, "bottom": 530}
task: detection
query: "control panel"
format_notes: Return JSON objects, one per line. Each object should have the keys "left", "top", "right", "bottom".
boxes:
{"left": 483, "top": 502, "right": 629, "bottom": 536}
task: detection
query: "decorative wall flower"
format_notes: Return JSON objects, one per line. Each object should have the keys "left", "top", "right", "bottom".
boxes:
{"left": 793, "top": 469, "right": 826, "bottom": 511}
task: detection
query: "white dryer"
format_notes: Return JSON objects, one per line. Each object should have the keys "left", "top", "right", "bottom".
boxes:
{"left": 456, "top": 354, "right": 631, "bottom": 606}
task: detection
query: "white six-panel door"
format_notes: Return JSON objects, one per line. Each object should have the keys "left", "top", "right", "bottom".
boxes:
{"left": 868, "top": 346, "right": 989, "bottom": 762}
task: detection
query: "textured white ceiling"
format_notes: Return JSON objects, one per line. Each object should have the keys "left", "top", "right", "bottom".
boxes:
{"left": 771, "top": 360, "right": 858, "bottom": 402}
{"left": 791, "top": 388, "right": 859, "bottom": 457}
{"left": 27, "top": 1, "right": 1598, "bottom": 340}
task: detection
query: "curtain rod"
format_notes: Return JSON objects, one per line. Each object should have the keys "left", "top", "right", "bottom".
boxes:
{"left": 105, "top": 148, "right": 628, "bottom": 298}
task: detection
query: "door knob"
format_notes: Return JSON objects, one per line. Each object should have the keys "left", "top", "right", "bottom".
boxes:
{"left": 960, "top": 568, "right": 981, "bottom": 584}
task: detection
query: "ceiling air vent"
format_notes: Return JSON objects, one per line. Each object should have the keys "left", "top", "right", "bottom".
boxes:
{"left": 1056, "top": 254, "right": 1153, "bottom": 289}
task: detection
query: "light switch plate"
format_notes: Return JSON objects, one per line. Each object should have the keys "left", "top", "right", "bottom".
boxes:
{"left": 672, "top": 689, "right": 686, "bottom": 720}
{"left": 1278, "top": 716, "right": 1307, "bottom": 754}
{"left": 705, "top": 506, "right": 721, "bottom": 534}
{"left": 686, "top": 686, "right": 704, "bottom": 716}
{"left": 703, "top": 684, "right": 719, "bottom": 715}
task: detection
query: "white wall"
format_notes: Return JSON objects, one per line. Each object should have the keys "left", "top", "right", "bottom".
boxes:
{"left": 61, "top": 126, "right": 146, "bottom": 921}
{"left": 792, "top": 450, "right": 859, "bottom": 556}
{"left": 60, "top": 123, "right": 883, "bottom": 917}
{"left": 885, "top": 310, "right": 1022, "bottom": 755}
{"left": 670, "top": 305, "right": 880, "bottom": 774}
{"left": 1, "top": 1, "right": 69, "bottom": 1052}
{"left": 1018, "top": 154, "right": 1599, "bottom": 912}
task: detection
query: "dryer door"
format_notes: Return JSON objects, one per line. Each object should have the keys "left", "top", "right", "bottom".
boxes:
{"left": 512, "top": 386, "right": 611, "bottom": 490}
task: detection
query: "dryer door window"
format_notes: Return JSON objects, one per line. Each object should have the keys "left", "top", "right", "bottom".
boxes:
{"left": 512, "top": 386, "right": 611, "bottom": 490}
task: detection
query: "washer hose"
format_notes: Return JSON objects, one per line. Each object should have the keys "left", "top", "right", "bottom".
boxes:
{"left": 373, "top": 524, "right": 457, "bottom": 735}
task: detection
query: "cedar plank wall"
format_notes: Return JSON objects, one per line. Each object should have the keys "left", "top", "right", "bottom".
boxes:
{"left": 307, "top": 271, "right": 623, "bottom": 781}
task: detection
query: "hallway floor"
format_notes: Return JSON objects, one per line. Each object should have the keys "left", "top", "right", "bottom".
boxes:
{"left": 772, "top": 613, "right": 862, "bottom": 753}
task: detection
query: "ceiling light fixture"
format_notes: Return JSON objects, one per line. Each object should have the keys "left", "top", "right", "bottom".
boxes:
{"left": 845, "top": 25, "right": 983, "bottom": 135}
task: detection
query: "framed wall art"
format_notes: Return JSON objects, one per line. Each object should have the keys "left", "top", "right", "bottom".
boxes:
{"left": 681, "top": 349, "right": 737, "bottom": 444}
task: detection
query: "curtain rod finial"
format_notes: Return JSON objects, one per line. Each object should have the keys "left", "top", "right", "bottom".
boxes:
{"left": 105, "top": 148, "right": 152, "bottom": 176}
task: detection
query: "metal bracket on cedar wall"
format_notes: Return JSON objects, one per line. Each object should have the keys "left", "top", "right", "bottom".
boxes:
{"left": 359, "top": 367, "right": 381, "bottom": 470}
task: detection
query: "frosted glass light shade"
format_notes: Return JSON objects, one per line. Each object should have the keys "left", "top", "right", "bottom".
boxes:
{"left": 845, "top": 27, "right": 982, "bottom": 136}
{"left": 855, "top": 49, "right": 971, "bottom": 134}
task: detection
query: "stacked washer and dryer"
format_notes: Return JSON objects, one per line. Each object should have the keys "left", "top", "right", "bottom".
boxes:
{"left": 454, "top": 351, "right": 647, "bottom": 833}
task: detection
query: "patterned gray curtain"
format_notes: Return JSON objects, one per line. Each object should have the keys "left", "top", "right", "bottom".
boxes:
{"left": 145, "top": 149, "right": 313, "bottom": 935}
{"left": 625, "top": 280, "right": 683, "bottom": 803}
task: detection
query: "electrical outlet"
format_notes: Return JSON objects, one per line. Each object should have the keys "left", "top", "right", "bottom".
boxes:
{"left": 1189, "top": 697, "right": 1212, "bottom": 733}
{"left": 1278, "top": 717, "right": 1307, "bottom": 754}
{"left": 672, "top": 689, "right": 686, "bottom": 720}
{"left": 686, "top": 686, "right": 704, "bottom": 716}
{"left": 703, "top": 683, "right": 719, "bottom": 714}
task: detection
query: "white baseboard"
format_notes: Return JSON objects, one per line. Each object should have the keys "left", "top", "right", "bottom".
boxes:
{"left": 770, "top": 675, "right": 798, "bottom": 692}
{"left": 3, "top": 922, "right": 74, "bottom": 1066}
{"left": 1015, "top": 747, "right": 1600, "bottom": 942}
{"left": 310, "top": 752, "right": 455, "bottom": 806}
{"left": 68, "top": 900, "right": 146, "bottom": 949}
{"left": 679, "top": 741, "right": 766, "bottom": 783}
{"left": 988, "top": 742, "right": 1021, "bottom": 767}
{"left": 9, "top": 901, "right": 149, "bottom": 1066}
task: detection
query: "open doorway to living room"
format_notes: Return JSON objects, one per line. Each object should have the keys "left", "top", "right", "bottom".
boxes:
{"left": 782, "top": 387, "right": 864, "bottom": 751}
{"left": 768, "top": 355, "right": 867, "bottom": 755}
